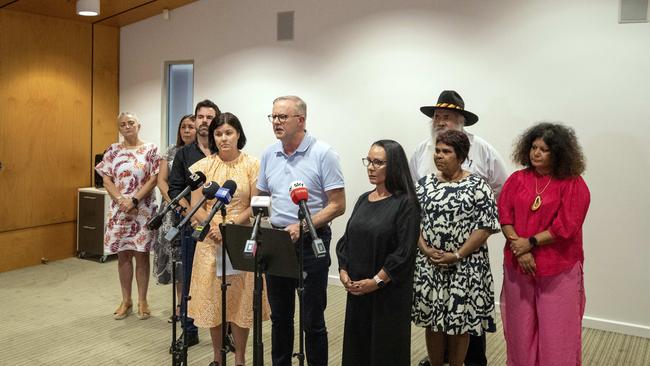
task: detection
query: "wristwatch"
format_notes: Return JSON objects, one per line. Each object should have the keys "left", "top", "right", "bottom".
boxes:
{"left": 131, "top": 197, "right": 139, "bottom": 206}
{"left": 528, "top": 236, "right": 538, "bottom": 248}
{"left": 373, "top": 275, "right": 385, "bottom": 289}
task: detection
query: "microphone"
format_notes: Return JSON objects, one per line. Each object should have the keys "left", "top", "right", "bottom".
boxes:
{"left": 191, "top": 180, "right": 238, "bottom": 241}
{"left": 146, "top": 171, "right": 206, "bottom": 230}
{"left": 164, "top": 181, "right": 220, "bottom": 242}
{"left": 243, "top": 194, "right": 272, "bottom": 258}
{"left": 288, "top": 181, "right": 327, "bottom": 258}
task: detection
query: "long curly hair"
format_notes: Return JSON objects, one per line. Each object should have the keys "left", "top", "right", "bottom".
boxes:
{"left": 512, "top": 122, "right": 586, "bottom": 179}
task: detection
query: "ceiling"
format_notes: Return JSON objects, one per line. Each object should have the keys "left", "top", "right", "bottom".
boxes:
{"left": 0, "top": 0, "right": 197, "bottom": 27}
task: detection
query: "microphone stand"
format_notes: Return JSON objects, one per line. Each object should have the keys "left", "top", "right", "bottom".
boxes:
{"left": 250, "top": 211, "right": 266, "bottom": 366}
{"left": 170, "top": 245, "right": 182, "bottom": 366}
{"left": 170, "top": 208, "right": 191, "bottom": 366}
{"left": 220, "top": 207, "right": 232, "bottom": 366}
{"left": 292, "top": 209, "right": 306, "bottom": 366}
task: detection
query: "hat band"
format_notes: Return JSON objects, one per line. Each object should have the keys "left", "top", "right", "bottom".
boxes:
{"left": 435, "top": 103, "right": 464, "bottom": 111}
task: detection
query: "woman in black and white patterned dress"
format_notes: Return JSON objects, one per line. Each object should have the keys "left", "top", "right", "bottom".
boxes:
{"left": 154, "top": 115, "right": 195, "bottom": 291}
{"left": 412, "top": 130, "right": 499, "bottom": 366}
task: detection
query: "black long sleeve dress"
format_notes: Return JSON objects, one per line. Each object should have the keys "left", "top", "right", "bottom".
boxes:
{"left": 336, "top": 191, "right": 420, "bottom": 366}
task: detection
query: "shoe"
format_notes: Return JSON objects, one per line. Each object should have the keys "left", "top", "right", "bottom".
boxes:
{"left": 208, "top": 362, "right": 219, "bottom": 366}
{"left": 137, "top": 302, "right": 151, "bottom": 320}
{"left": 113, "top": 302, "right": 132, "bottom": 320}
{"left": 418, "top": 356, "right": 431, "bottom": 366}
{"left": 178, "top": 332, "right": 199, "bottom": 348}
{"left": 168, "top": 305, "right": 181, "bottom": 323}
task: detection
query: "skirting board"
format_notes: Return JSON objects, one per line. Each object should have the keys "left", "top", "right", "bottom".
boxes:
{"left": 327, "top": 275, "right": 650, "bottom": 339}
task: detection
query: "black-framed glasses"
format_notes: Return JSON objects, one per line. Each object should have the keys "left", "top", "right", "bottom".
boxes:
{"left": 361, "top": 158, "right": 387, "bottom": 168}
{"left": 267, "top": 114, "right": 302, "bottom": 123}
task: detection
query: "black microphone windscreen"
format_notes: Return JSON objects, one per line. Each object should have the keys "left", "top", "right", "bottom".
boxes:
{"left": 188, "top": 171, "right": 207, "bottom": 189}
{"left": 146, "top": 214, "right": 164, "bottom": 230}
{"left": 222, "top": 179, "right": 238, "bottom": 195}
{"left": 202, "top": 181, "right": 220, "bottom": 197}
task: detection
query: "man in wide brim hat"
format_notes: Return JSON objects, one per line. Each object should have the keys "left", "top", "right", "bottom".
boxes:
{"left": 409, "top": 91, "right": 508, "bottom": 366}
{"left": 419, "top": 90, "right": 479, "bottom": 126}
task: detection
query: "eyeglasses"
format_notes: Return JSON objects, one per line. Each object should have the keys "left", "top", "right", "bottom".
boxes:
{"left": 361, "top": 158, "right": 387, "bottom": 168}
{"left": 267, "top": 114, "right": 302, "bottom": 123}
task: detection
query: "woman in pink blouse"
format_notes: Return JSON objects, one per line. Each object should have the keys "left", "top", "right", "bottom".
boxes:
{"left": 498, "top": 122, "right": 590, "bottom": 366}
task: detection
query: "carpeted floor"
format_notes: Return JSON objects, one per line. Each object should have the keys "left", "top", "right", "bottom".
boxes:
{"left": 0, "top": 258, "right": 647, "bottom": 365}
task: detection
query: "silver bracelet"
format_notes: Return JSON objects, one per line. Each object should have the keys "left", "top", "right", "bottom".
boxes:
{"left": 453, "top": 252, "right": 462, "bottom": 262}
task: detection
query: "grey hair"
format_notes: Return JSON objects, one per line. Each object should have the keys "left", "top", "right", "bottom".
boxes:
{"left": 117, "top": 111, "right": 140, "bottom": 124}
{"left": 457, "top": 113, "right": 466, "bottom": 127}
{"left": 273, "top": 95, "right": 307, "bottom": 117}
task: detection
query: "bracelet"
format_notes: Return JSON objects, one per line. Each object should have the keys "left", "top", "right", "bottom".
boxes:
{"left": 453, "top": 252, "right": 462, "bottom": 262}
{"left": 528, "top": 236, "right": 538, "bottom": 248}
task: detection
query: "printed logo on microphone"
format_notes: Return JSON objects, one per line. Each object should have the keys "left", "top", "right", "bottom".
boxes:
{"left": 289, "top": 180, "right": 305, "bottom": 192}
{"left": 216, "top": 187, "right": 233, "bottom": 203}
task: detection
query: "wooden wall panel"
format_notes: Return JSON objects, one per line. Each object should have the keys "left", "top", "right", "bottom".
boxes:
{"left": 92, "top": 24, "right": 119, "bottom": 186}
{"left": 0, "top": 9, "right": 92, "bottom": 232}
{"left": 3, "top": 0, "right": 197, "bottom": 26}
{"left": 0, "top": 222, "right": 76, "bottom": 272}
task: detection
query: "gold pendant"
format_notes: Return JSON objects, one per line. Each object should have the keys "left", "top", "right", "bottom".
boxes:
{"left": 531, "top": 195, "right": 542, "bottom": 211}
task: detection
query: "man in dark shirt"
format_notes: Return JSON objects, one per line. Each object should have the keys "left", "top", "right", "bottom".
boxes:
{"left": 168, "top": 99, "right": 220, "bottom": 348}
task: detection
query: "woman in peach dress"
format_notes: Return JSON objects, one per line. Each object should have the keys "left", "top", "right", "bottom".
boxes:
{"left": 188, "top": 112, "right": 270, "bottom": 366}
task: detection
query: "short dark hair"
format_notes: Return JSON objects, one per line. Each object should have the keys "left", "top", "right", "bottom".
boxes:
{"left": 175, "top": 114, "right": 195, "bottom": 147}
{"left": 512, "top": 122, "right": 585, "bottom": 179}
{"left": 208, "top": 112, "right": 247, "bottom": 153}
{"left": 436, "top": 130, "right": 470, "bottom": 163}
{"left": 371, "top": 139, "right": 420, "bottom": 211}
{"left": 194, "top": 99, "right": 221, "bottom": 117}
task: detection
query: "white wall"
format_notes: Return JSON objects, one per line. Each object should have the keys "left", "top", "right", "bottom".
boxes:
{"left": 120, "top": 0, "right": 650, "bottom": 337}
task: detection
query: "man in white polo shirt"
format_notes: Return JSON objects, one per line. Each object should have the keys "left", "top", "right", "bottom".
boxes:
{"left": 257, "top": 95, "right": 346, "bottom": 366}
{"left": 410, "top": 90, "right": 507, "bottom": 366}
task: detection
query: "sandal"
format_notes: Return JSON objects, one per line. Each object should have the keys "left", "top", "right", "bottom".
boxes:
{"left": 168, "top": 305, "right": 181, "bottom": 323}
{"left": 137, "top": 302, "right": 151, "bottom": 320}
{"left": 113, "top": 302, "right": 132, "bottom": 320}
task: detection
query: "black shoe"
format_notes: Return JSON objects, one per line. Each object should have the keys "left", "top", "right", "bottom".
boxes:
{"left": 418, "top": 356, "right": 431, "bottom": 366}
{"left": 179, "top": 332, "right": 199, "bottom": 348}
{"left": 208, "top": 362, "right": 219, "bottom": 366}
{"left": 168, "top": 332, "right": 199, "bottom": 354}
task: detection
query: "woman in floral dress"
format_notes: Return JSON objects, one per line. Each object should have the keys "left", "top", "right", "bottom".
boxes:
{"left": 96, "top": 112, "right": 160, "bottom": 320}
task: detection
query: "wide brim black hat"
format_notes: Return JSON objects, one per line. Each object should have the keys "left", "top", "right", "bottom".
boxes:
{"left": 420, "top": 90, "right": 479, "bottom": 126}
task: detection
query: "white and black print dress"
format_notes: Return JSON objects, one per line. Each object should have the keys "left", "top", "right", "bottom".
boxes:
{"left": 411, "top": 173, "right": 499, "bottom": 336}
{"left": 153, "top": 144, "right": 181, "bottom": 285}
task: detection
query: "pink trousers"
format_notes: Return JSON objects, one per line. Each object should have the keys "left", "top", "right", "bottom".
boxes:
{"left": 500, "top": 262, "right": 585, "bottom": 366}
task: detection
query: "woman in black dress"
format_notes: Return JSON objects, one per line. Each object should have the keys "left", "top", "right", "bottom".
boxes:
{"left": 336, "top": 139, "right": 420, "bottom": 366}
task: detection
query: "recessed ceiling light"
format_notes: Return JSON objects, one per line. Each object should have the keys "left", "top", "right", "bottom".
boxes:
{"left": 77, "top": 0, "right": 100, "bottom": 17}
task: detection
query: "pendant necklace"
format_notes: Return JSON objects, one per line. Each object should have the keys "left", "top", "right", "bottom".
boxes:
{"left": 531, "top": 175, "right": 552, "bottom": 211}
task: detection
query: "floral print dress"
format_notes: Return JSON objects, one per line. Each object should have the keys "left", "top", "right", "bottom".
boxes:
{"left": 95, "top": 142, "right": 160, "bottom": 254}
